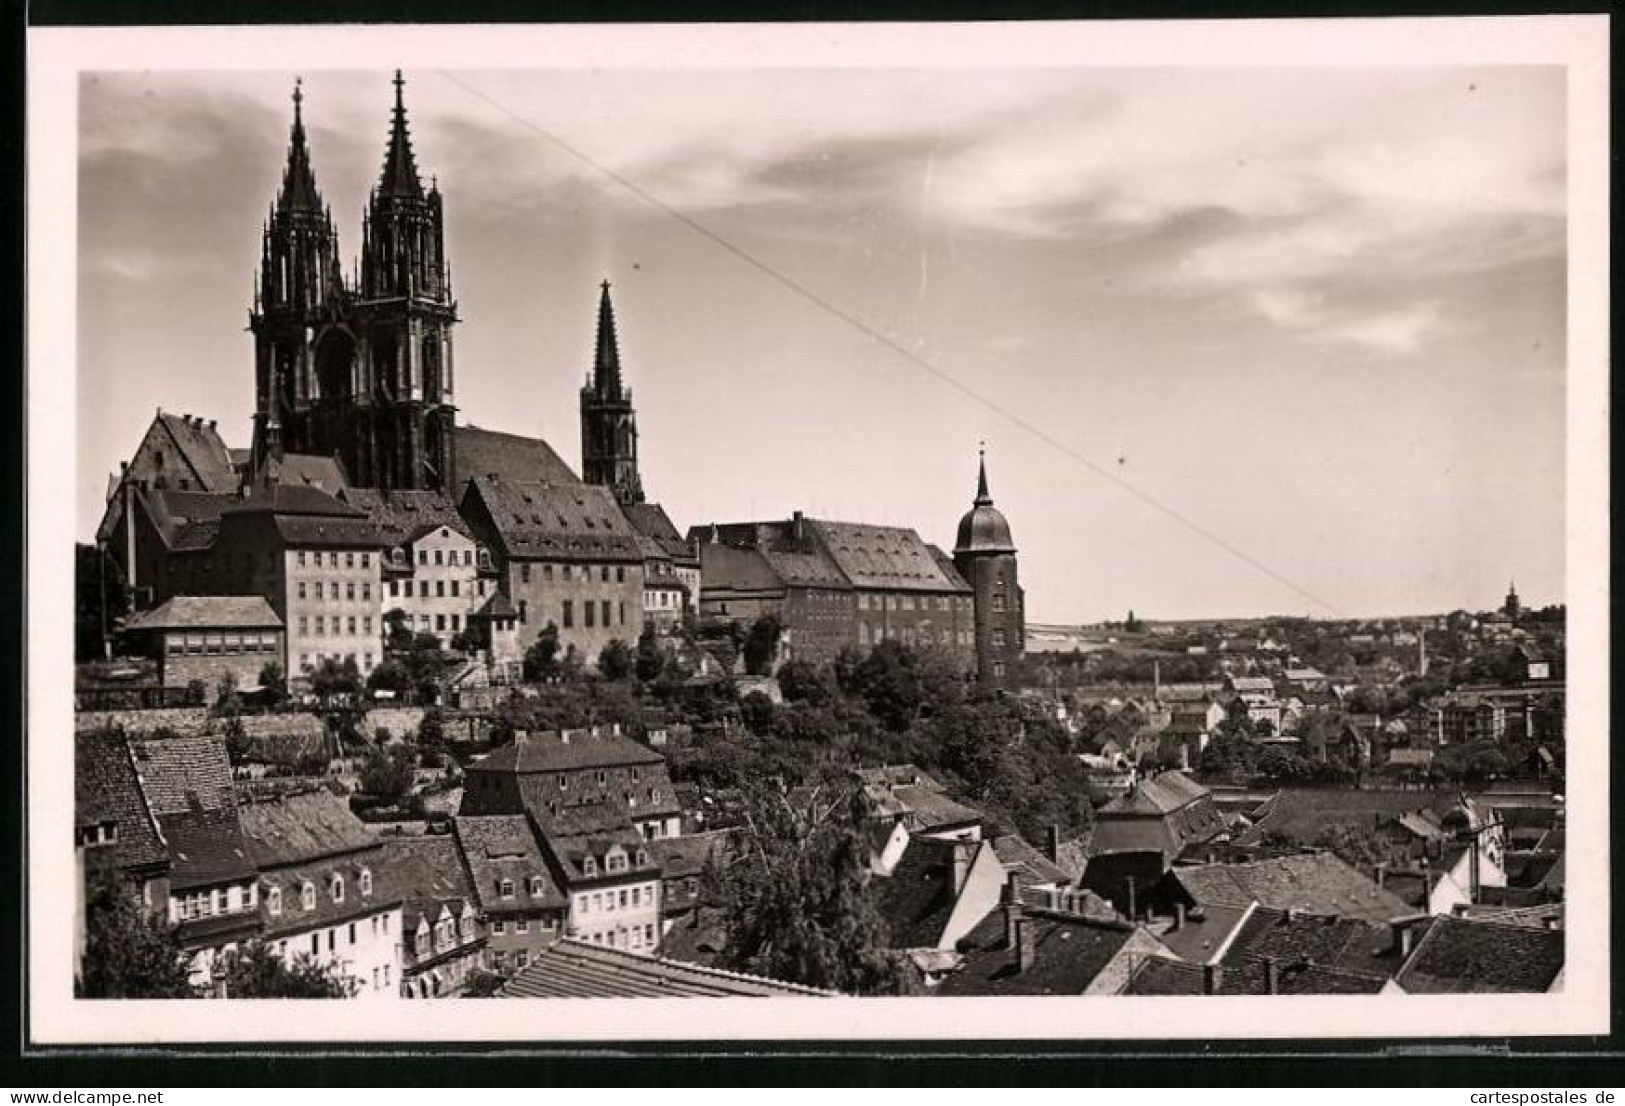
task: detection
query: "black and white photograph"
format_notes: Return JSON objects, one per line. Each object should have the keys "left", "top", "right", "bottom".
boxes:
{"left": 25, "top": 17, "right": 1609, "bottom": 1045}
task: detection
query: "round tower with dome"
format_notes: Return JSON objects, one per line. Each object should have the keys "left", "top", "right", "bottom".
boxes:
{"left": 953, "top": 445, "right": 1024, "bottom": 688}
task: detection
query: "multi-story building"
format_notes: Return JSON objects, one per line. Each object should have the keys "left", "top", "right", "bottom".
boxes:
{"left": 953, "top": 449, "right": 1025, "bottom": 687}
{"left": 379, "top": 517, "right": 494, "bottom": 644}
{"left": 545, "top": 804, "right": 664, "bottom": 954}
{"left": 378, "top": 835, "right": 486, "bottom": 997}
{"left": 74, "top": 731, "right": 172, "bottom": 931}
{"left": 238, "top": 788, "right": 402, "bottom": 998}
{"left": 126, "top": 735, "right": 263, "bottom": 988}
{"left": 690, "top": 512, "right": 976, "bottom": 668}
{"left": 459, "top": 476, "right": 645, "bottom": 667}
{"left": 164, "top": 484, "right": 386, "bottom": 682}
{"left": 452, "top": 814, "right": 569, "bottom": 974}
{"left": 1432, "top": 695, "right": 1509, "bottom": 746}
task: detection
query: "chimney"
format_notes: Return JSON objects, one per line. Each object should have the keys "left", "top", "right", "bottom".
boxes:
{"left": 1398, "top": 923, "right": 1416, "bottom": 959}
{"left": 1173, "top": 902, "right": 1186, "bottom": 932}
{"left": 1125, "top": 875, "right": 1138, "bottom": 922}
{"left": 791, "top": 510, "right": 805, "bottom": 544}
{"left": 1046, "top": 825, "right": 1062, "bottom": 864}
{"left": 1002, "top": 872, "right": 1022, "bottom": 950}
{"left": 1015, "top": 918, "right": 1036, "bottom": 974}
{"left": 1263, "top": 957, "right": 1279, "bottom": 995}
{"left": 1202, "top": 964, "right": 1218, "bottom": 995}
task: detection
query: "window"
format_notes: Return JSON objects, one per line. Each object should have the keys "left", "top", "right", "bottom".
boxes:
{"left": 331, "top": 875, "right": 345, "bottom": 903}
{"left": 360, "top": 869, "right": 372, "bottom": 895}
{"left": 346, "top": 552, "right": 354, "bottom": 568}
{"left": 298, "top": 616, "right": 309, "bottom": 636}
{"left": 436, "top": 614, "right": 446, "bottom": 632}
{"left": 618, "top": 601, "right": 626, "bottom": 625}
{"left": 349, "top": 922, "right": 356, "bottom": 945}
{"left": 363, "top": 616, "right": 373, "bottom": 634}
{"left": 315, "top": 581, "right": 324, "bottom": 601}
{"left": 515, "top": 950, "right": 529, "bottom": 968}
{"left": 563, "top": 600, "right": 573, "bottom": 628}
{"left": 562, "top": 565, "right": 572, "bottom": 581}
{"left": 363, "top": 582, "right": 372, "bottom": 601}
{"left": 518, "top": 600, "right": 528, "bottom": 625}
{"left": 346, "top": 582, "right": 356, "bottom": 601}
{"left": 298, "top": 582, "right": 307, "bottom": 600}
{"left": 631, "top": 887, "right": 639, "bottom": 907}
{"left": 543, "top": 564, "right": 553, "bottom": 581}
{"left": 499, "top": 879, "right": 515, "bottom": 899}
{"left": 329, "top": 552, "right": 339, "bottom": 568}
{"left": 311, "top": 933, "right": 320, "bottom": 956}
{"left": 436, "top": 580, "right": 445, "bottom": 598}
{"left": 529, "top": 877, "right": 545, "bottom": 896}
{"left": 301, "top": 881, "right": 316, "bottom": 911}
{"left": 267, "top": 887, "right": 282, "bottom": 915}
{"left": 635, "top": 848, "right": 650, "bottom": 867}
{"left": 616, "top": 566, "right": 625, "bottom": 583}
{"left": 389, "top": 581, "right": 398, "bottom": 597}
{"left": 582, "top": 857, "right": 598, "bottom": 877}
{"left": 585, "top": 603, "right": 595, "bottom": 629}
{"left": 419, "top": 549, "right": 429, "bottom": 566}
{"left": 492, "top": 919, "right": 506, "bottom": 935}
{"left": 451, "top": 614, "right": 460, "bottom": 630}
{"left": 602, "top": 600, "right": 612, "bottom": 627}
{"left": 516, "top": 919, "right": 529, "bottom": 934}
{"left": 450, "top": 580, "right": 459, "bottom": 598}
{"left": 521, "top": 563, "right": 531, "bottom": 584}
{"left": 297, "top": 551, "right": 307, "bottom": 568}
{"left": 419, "top": 581, "right": 430, "bottom": 598}
{"left": 435, "top": 549, "right": 444, "bottom": 566}
{"left": 362, "top": 553, "right": 370, "bottom": 568}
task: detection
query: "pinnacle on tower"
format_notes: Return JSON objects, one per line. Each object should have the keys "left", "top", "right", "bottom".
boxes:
{"left": 594, "top": 279, "right": 623, "bottom": 396}
{"left": 277, "top": 78, "right": 324, "bottom": 214}
{"left": 975, "top": 441, "right": 993, "bottom": 506}
{"left": 377, "top": 69, "right": 425, "bottom": 200}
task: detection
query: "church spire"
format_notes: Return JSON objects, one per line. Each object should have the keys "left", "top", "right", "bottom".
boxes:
{"left": 377, "top": 69, "right": 424, "bottom": 200}
{"left": 276, "top": 78, "right": 324, "bottom": 213}
{"left": 594, "top": 279, "right": 623, "bottom": 396}
{"left": 975, "top": 442, "right": 993, "bottom": 506}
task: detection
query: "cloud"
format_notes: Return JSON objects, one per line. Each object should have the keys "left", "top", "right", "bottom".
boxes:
{"left": 1327, "top": 303, "right": 1442, "bottom": 354}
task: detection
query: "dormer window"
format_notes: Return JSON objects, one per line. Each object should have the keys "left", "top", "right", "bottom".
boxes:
{"left": 499, "top": 879, "right": 515, "bottom": 899}
{"left": 330, "top": 875, "right": 345, "bottom": 903}
{"left": 301, "top": 881, "right": 316, "bottom": 911}
{"left": 359, "top": 868, "right": 373, "bottom": 896}
{"left": 582, "top": 857, "right": 598, "bottom": 877}
{"left": 635, "top": 849, "right": 650, "bottom": 868}
{"left": 267, "top": 887, "right": 282, "bottom": 916}
{"left": 529, "top": 876, "right": 544, "bottom": 897}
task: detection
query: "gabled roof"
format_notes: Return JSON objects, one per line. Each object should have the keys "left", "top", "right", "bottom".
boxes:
{"left": 1168, "top": 853, "right": 1413, "bottom": 923}
{"left": 75, "top": 730, "right": 169, "bottom": 873}
{"left": 260, "top": 452, "right": 350, "bottom": 496}
{"left": 377, "top": 834, "right": 477, "bottom": 929}
{"left": 455, "top": 425, "right": 580, "bottom": 487}
{"left": 1099, "top": 771, "right": 1210, "bottom": 817}
{"left": 339, "top": 488, "right": 468, "bottom": 548}
{"left": 807, "top": 519, "right": 971, "bottom": 594}
{"left": 128, "top": 734, "right": 238, "bottom": 815}
{"left": 1236, "top": 788, "right": 1467, "bottom": 846}
{"left": 123, "top": 596, "right": 283, "bottom": 633}
{"left": 1222, "top": 907, "right": 1403, "bottom": 979}
{"left": 893, "top": 784, "right": 983, "bottom": 833}
{"left": 696, "top": 543, "right": 789, "bottom": 596}
{"left": 498, "top": 938, "right": 834, "bottom": 997}
{"left": 470, "top": 730, "right": 664, "bottom": 775}
{"left": 157, "top": 806, "right": 256, "bottom": 891}
{"left": 238, "top": 788, "right": 378, "bottom": 868}
{"left": 871, "top": 837, "right": 974, "bottom": 950}
{"left": 1120, "top": 954, "right": 1390, "bottom": 996}
{"left": 1394, "top": 915, "right": 1564, "bottom": 993}
{"left": 154, "top": 411, "right": 239, "bottom": 492}
{"left": 936, "top": 909, "right": 1148, "bottom": 997}
{"left": 451, "top": 814, "right": 568, "bottom": 913}
{"left": 621, "top": 502, "right": 697, "bottom": 564}
{"left": 464, "top": 476, "right": 641, "bottom": 563}
{"left": 991, "top": 834, "right": 1071, "bottom": 888}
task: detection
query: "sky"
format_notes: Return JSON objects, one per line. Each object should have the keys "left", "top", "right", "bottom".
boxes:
{"left": 76, "top": 65, "right": 1567, "bottom": 624}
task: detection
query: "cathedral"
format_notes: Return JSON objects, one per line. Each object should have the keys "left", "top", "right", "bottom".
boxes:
{"left": 248, "top": 73, "right": 458, "bottom": 494}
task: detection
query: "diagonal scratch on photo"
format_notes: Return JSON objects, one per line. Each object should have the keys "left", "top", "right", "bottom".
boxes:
{"left": 71, "top": 59, "right": 1567, "bottom": 1005}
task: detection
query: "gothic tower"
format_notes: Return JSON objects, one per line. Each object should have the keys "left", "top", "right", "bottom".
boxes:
{"left": 579, "top": 281, "right": 644, "bottom": 504}
{"left": 953, "top": 446, "right": 1023, "bottom": 688}
{"left": 248, "top": 79, "right": 345, "bottom": 476}
{"left": 253, "top": 72, "right": 459, "bottom": 494}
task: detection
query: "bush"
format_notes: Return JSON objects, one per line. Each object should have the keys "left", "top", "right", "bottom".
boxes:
{"left": 599, "top": 638, "right": 634, "bottom": 681}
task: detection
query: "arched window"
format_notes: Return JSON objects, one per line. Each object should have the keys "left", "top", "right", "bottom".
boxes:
{"left": 301, "top": 881, "right": 316, "bottom": 912}
{"left": 330, "top": 874, "right": 345, "bottom": 904}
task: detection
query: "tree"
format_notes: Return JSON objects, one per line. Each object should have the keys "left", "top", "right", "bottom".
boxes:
{"left": 75, "top": 543, "right": 128, "bottom": 663}
{"left": 383, "top": 608, "right": 413, "bottom": 651}
{"left": 777, "top": 660, "right": 835, "bottom": 707}
{"left": 220, "top": 940, "right": 356, "bottom": 998}
{"left": 720, "top": 784, "right": 914, "bottom": 995}
{"left": 523, "top": 623, "right": 561, "bottom": 683}
{"left": 742, "top": 613, "right": 783, "bottom": 676}
{"left": 560, "top": 644, "right": 585, "bottom": 683}
{"left": 634, "top": 625, "right": 666, "bottom": 684}
{"left": 367, "top": 658, "right": 413, "bottom": 696}
{"left": 360, "top": 744, "right": 415, "bottom": 803}
{"left": 77, "top": 870, "right": 193, "bottom": 998}
{"left": 257, "top": 660, "right": 288, "bottom": 706}
{"left": 599, "top": 638, "right": 635, "bottom": 681}
{"left": 740, "top": 690, "right": 777, "bottom": 734}
{"left": 310, "top": 656, "right": 362, "bottom": 702}
{"left": 213, "top": 671, "right": 243, "bottom": 718}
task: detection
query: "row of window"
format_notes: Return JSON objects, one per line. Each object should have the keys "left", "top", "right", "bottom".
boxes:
{"left": 297, "top": 580, "right": 373, "bottom": 603}
{"left": 575, "top": 923, "right": 658, "bottom": 951}
{"left": 490, "top": 916, "right": 559, "bottom": 936}
{"left": 298, "top": 650, "right": 376, "bottom": 672}
{"left": 857, "top": 593, "right": 972, "bottom": 613}
{"left": 519, "top": 563, "right": 628, "bottom": 585}
{"left": 296, "top": 550, "right": 372, "bottom": 569}
{"left": 575, "top": 882, "right": 656, "bottom": 914}
{"left": 407, "top": 546, "right": 483, "bottom": 568}
{"left": 388, "top": 577, "right": 488, "bottom": 600}
{"left": 171, "top": 882, "right": 257, "bottom": 922}
{"left": 266, "top": 869, "right": 373, "bottom": 916}
{"left": 163, "top": 632, "right": 279, "bottom": 656}
{"left": 858, "top": 624, "right": 973, "bottom": 648}
{"left": 298, "top": 614, "right": 374, "bottom": 638}
{"left": 413, "top": 915, "right": 476, "bottom": 957}
{"left": 497, "top": 876, "right": 549, "bottom": 899}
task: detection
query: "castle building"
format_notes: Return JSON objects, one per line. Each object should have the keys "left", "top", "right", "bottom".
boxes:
{"left": 249, "top": 74, "right": 458, "bottom": 494}
{"left": 953, "top": 448, "right": 1024, "bottom": 688}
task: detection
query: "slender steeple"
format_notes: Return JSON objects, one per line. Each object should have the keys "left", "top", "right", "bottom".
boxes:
{"left": 975, "top": 441, "right": 993, "bottom": 506}
{"left": 377, "top": 69, "right": 424, "bottom": 200}
{"left": 594, "top": 280, "right": 624, "bottom": 396}
{"left": 276, "top": 79, "right": 324, "bottom": 213}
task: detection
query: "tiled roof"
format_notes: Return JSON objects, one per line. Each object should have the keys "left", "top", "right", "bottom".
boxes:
{"left": 936, "top": 909, "right": 1144, "bottom": 997}
{"left": 155, "top": 411, "right": 239, "bottom": 492}
{"left": 622, "top": 502, "right": 697, "bottom": 564}
{"left": 1099, "top": 771, "right": 1211, "bottom": 817}
{"left": 465, "top": 476, "right": 641, "bottom": 563}
{"left": 455, "top": 425, "right": 581, "bottom": 487}
{"left": 761, "top": 549, "right": 848, "bottom": 589}
{"left": 893, "top": 784, "right": 982, "bottom": 833}
{"left": 451, "top": 815, "right": 568, "bottom": 913}
{"left": 263, "top": 452, "right": 350, "bottom": 495}
{"left": 128, "top": 734, "right": 238, "bottom": 815}
{"left": 991, "top": 834, "right": 1071, "bottom": 888}
{"left": 650, "top": 829, "right": 732, "bottom": 881}
{"left": 856, "top": 765, "right": 944, "bottom": 790}
{"left": 696, "top": 543, "right": 787, "bottom": 595}
{"left": 157, "top": 807, "right": 256, "bottom": 891}
{"left": 872, "top": 837, "right": 972, "bottom": 950}
{"left": 925, "top": 544, "right": 972, "bottom": 591}
{"left": 1238, "top": 788, "right": 1466, "bottom": 845}
{"left": 1170, "top": 853, "right": 1414, "bottom": 923}
{"left": 339, "top": 488, "right": 469, "bottom": 548}
{"left": 123, "top": 596, "right": 283, "bottom": 633}
{"left": 377, "top": 834, "right": 476, "bottom": 929}
{"left": 807, "top": 519, "right": 971, "bottom": 594}
{"left": 498, "top": 938, "right": 833, "bottom": 997}
{"left": 1394, "top": 915, "right": 1564, "bottom": 993}
{"left": 1154, "top": 901, "right": 1254, "bottom": 964}
{"left": 259, "top": 850, "right": 397, "bottom": 938}
{"left": 471, "top": 730, "right": 664, "bottom": 775}
{"left": 222, "top": 483, "right": 363, "bottom": 518}
{"left": 1222, "top": 907, "right": 1404, "bottom": 979}
{"left": 75, "top": 730, "right": 169, "bottom": 873}
{"left": 1120, "top": 954, "right": 1389, "bottom": 996}
{"left": 238, "top": 788, "right": 378, "bottom": 867}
